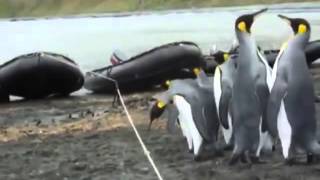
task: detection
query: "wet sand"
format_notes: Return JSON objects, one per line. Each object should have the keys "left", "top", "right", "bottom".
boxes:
{"left": 1, "top": 68, "right": 320, "bottom": 180}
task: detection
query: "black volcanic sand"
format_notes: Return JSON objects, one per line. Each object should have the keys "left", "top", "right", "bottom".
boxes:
{"left": 1, "top": 67, "right": 320, "bottom": 180}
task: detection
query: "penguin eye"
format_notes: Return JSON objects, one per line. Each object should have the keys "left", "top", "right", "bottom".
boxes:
{"left": 297, "top": 24, "right": 307, "bottom": 34}
{"left": 237, "top": 21, "right": 247, "bottom": 32}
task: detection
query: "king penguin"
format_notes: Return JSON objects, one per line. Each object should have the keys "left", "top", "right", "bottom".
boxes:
{"left": 213, "top": 52, "right": 237, "bottom": 147}
{"left": 149, "top": 69, "right": 220, "bottom": 160}
{"left": 267, "top": 15, "right": 320, "bottom": 163}
{"left": 229, "top": 8, "right": 273, "bottom": 164}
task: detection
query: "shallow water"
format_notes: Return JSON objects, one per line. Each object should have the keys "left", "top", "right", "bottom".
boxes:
{"left": 0, "top": 2, "right": 320, "bottom": 72}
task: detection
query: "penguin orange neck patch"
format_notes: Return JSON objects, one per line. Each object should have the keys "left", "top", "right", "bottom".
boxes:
{"left": 193, "top": 68, "right": 201, "bottom": 76}
{"left": 165, "top": 80, "right": 171, "bottom": 88}
{"left": 223, "top": 53, "right": 230, "bottom": 62}
{"left": 297, "top": 24, "right": 307, "bottom": 34}
{"left": 237, "top": 21, "right": 247, "bottom": 32}
{"left": 157, "top": 101, "right": 166, "bottom": 109}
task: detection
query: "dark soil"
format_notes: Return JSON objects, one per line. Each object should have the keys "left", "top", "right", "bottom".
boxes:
{"left": 1, "top": 68, "right": 320, "bottom": 180}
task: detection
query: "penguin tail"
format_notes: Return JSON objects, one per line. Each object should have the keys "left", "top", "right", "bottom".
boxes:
{"left": 308, "top": 140, "right": 320, "bottom": 155}
{"left": 306, "top": 140, "right": 320, "bottom": 163}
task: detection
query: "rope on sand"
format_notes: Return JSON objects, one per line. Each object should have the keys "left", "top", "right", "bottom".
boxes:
{"left": 88, "top": 72, "right": 164, "bottom": 180}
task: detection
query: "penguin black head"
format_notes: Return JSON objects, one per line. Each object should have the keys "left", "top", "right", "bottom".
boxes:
{"left": 278, "top": 15, "right": 311, "bottom": 35}
{"left": 212, "top": 51, "right": 230, "bottom": 64}
{"left": 161, "top": 80, "right": 171, "bottom": 89}
{"left": 235, "top": 8, "right": 268, "bottom": 33}
{"left": 149, "top": 100, "right": 166, "bottom": 130}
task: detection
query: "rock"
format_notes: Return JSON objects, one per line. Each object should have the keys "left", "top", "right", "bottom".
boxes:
{"left": 72, "top": 162, "right": 88, "bottom": 171}
{"left": 69, "top": 113, "right": 80, "bottom": 119}
{"left": 138, "top": 166, "right": 149, "bottom": 174}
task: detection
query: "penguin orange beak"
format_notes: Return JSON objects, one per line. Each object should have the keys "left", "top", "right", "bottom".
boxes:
{"left": 149, "top": 100, "right": 166, "bottom": 130}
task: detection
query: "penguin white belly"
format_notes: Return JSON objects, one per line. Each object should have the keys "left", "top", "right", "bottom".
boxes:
{"left": 174, "top": 95, "right": 203, "bottom": 155}
{"left": 173, "top": 97, "right": 193, "bottom": 151}
{"left": 256, "top": 117, "right": 273, "bottom": 156}
{"left": 178, "top": 111, "right": 193, "bottom": 150}
{"left": 213, "top": 67, "right": 222, "bottom": 115}
{"left": 214, "top": 67, "right": 233, "bottom": 145}
{"left": 277, "top": 100, "right": 292, "bottom": 158}
{"left": 257, "top": 51, "right": 272, "bottom": 89}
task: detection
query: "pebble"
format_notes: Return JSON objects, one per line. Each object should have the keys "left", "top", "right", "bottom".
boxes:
{"left": 138, "top": 167, "right": 150, "bottom": 174}
{"left": 73, "top": 162, "right": 88, "bottom": 171}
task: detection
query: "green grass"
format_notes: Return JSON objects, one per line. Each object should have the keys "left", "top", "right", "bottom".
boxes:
{"left": 0, "top": 0, "right": 317, "bottom": 18}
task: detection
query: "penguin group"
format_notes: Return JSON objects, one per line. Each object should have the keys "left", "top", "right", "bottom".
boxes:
{"left": 149, "top": 8, "right": 320, "bottom": 165}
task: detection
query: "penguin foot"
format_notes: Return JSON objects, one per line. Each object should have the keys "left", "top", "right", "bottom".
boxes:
{"left": 307, "top": 153, "right": 313, "bottom": 164}
{"left": 250, "top": 156, "right": 267, "bottom": 164}
{"left": 249, "top": 155, "right": 260, "bottom": 164}
{"left": 188, "top": 149, "right": 194, "bottom": 154}
{"left": 229, "top": 154, "right": 241, "bottom": 166}
{"left": 306, "top": 153, "right": 320, "bottom": 164}
{"left": 240, "top": 154, "right": 248, "bottom": 163}
{"left": 284, "top": 158, "right": 295, "bottom": 166}
{"left": 193, "top": 155, "right": 202, "bottom": 162}
{"left": 222, "top": 143, "right": 234, "bottom": 151}
{"left": 314, "top": 95, "right": 320, "bottom": 103}
{"left": 205, "top": 143, "right": 224, "bottom": 157}
{"left": 214, "top": 148, "right": 224, "bottom": 157}
{"left": 193, "top": 153, "right": 216, "bottom": 162}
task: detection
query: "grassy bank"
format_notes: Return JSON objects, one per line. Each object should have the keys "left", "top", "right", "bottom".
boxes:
{"left": 0, "top": 0, "right": 317, "bottom": 18}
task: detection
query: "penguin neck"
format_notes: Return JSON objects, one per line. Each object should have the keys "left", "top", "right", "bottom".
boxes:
{"left": 288, "top": 32, "right": 310, "bottom": 49}
{"left": 236, "top": 30, "right": 252, "bottom": 44}
{"left": 236, "top": 31, "right": 260, "bottom": 67}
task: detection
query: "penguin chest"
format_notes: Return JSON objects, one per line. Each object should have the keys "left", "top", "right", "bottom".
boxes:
{"left": 277, "top": 100, "right": 292, "bottom": 159}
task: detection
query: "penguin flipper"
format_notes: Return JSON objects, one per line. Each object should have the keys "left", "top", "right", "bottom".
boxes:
{"left": 191, "top": 102, "right": 211, "bottom": 141}
{"left": 183, "top": 94, "right": 212, "bottom": 142}
{"left": 202, "top": 103, "right": 220, "bottom": 141}
{"left": 256, "top": 85, "right": 270, "bottom": 133}
{"left": 267, "top": 77, "right": 288, "bottom": 137}
{"left": 166, "top": 104, "right": 179, "bottom": 134}
{"left": 219, "top": 87, "right": 232, "bottom": 129}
